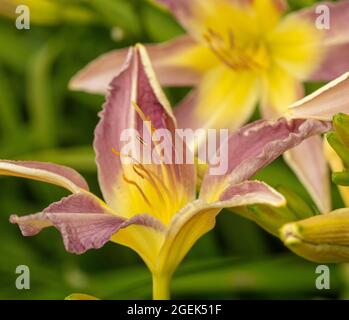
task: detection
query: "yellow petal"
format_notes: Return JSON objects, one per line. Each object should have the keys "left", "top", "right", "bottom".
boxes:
{"left": 268, "top": 13, "right": 323, "bottom": 80}
{"left": 176, "top": 65, "right": 260, "bottom": 133}
{"left": 261, "top": 64, "right": 303, "bottom": 116}
{"left": 252, "top": 0, "right": 285, "bottom": 33}
{"left": 157, "top": 201, "right": 220, "bottom": 275}
{"left": 111, "top": 224, "right": 166, "bottom": 273}
{"left": 157, "top": 181, "right": 285, "bottom": 276}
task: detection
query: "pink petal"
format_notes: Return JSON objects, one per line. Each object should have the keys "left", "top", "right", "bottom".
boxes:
{"left": 69, "top": 35, "right": 201, "bottom": 94}
{"left": 0, "top": 160, "right": 88, "bottom": 193}
{"left": 288, "top": 71, "right": 349, "bottom": 120}
{"left": 293, "top": 1, "right": 349, "bottom": 81}
{"left": 218, "top": 180, "right": 285, "bottom": 207}
{"left": 10, "top": 193, "right": 164, "bottom": 254}
{"left": 94, "top": 45, "right": 195, "bottom": 210}
{"left": 200, "top": 118, "right": 331, "bottom": 200}
{"left": 284, "top": 136, "right": 331, "bottom": 213}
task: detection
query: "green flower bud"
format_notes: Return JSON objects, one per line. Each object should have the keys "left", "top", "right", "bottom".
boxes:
{"left": 235, "top": 187, "right": 315, "bottom": 237}
{"left": 327, "top": 132, "right": 349, "bottom": 167}
{"left": 333, "top": 113, "right": 349, "bottom": 150}
{"left": 332, "top": 171, "right": 349, "bottom": 186}
{"left": 280, "top": 209, "right": 349, "bottom": 263}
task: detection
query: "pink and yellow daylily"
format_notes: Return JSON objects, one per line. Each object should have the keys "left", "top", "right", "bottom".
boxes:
{"left": 69, "top": 0, "right": 349, "bottom": 214}
{"left": 4, "top": 45, "right": 341, "bottom": 299}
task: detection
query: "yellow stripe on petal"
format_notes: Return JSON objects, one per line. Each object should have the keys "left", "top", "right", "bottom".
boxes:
{"left": 268, "top": 14, "right": 323, "bottom": 80}
{"left": 195, "top": 65, "right": 260, "bottom": 130}
{"left": 165, "top": 43, "right": 219, "bottom": 73}
{"left": 157, "top": 201, "right": 219, "bottom": 275}
{"left": 261, "top": 64, "right": 303, "bottom": 116}
{"left": 252, "top": 0, "right": 285, "bottom": 33}
{"left": 111, "top": 224, "right": 166, "bottom": 273}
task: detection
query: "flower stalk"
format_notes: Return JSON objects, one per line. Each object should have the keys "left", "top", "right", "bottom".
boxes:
{"left": 152, "top": 272, "right": 171, "bottom": 300}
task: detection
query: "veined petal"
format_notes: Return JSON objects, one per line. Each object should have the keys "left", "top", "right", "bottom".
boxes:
{"left": 175, "top": 65, "right": 260, "bottom": 134}
{"left": 293, "top": 1, "right": 349, "bottom": 81}
{"left": 158, "top": 179, "right": 284, "bottom": 275}
{"left": 324, "top": 139, "right": 349, "bottom": 207}
{"left": 94, "top": 44, "right": 195, "bottom": 222}
{"left": 284, "top": 136, "right": 331, "bottom": 213}
{"left": 287, "top": 72, "right": 349, "bottom": 120}
{"left": 70, "top": 36, "right": 204, "bottom": 94}
{"left": 10, "top": 192, "right": 164, "bottom": 255}
{"left": 200, "top": 118, "right": 332, "bottom": 202}
{"left": 0, "top": 160, "right": 88, "bottom": 193}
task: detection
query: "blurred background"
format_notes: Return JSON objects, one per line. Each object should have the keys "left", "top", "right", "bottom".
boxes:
{"left": 0, "top": 0, "right": 348, "bottom": 299}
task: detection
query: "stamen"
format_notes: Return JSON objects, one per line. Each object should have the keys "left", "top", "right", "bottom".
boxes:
{"left": 136, "top": 135, "right": 147, "bottom": 145}
{"left": 131, "top": 100, "right": 148, "bottom": 122}
{"left": 134, "top": 163, "right": 172, "bottom": 201}
{"left": 122, "top": 174, "right": 152, "bottom": 207}
{"left": 203, "top": 28, "right": 264, "bottom": 71}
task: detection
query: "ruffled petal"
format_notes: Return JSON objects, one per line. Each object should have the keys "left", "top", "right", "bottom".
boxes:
{"left": 200, "top": 118, "right": 332, "bottom": 202}
{"left": 0, "top": 160, "right": 88, "bottom": 193}
{"left": 10, "top": 192, "right": 165, "bottom": 255}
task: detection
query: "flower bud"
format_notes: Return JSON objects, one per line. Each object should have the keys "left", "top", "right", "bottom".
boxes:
{"left": 327, "top": 132, "right": 349, "bottom": 167}
{"left": 280, "top": 208, "right": 349, "bottom": 263}
{"left": 333, "top": 113, "right": 349, "bottom": 150}
{"left": 236, "top": 187, "right": 315, "bottom": 237}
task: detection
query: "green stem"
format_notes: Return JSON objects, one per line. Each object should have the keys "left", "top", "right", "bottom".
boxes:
{"left": 152, "top": 273, "right": 171, "bottom": 300}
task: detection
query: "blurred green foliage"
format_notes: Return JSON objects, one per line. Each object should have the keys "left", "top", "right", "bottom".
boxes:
{"left": 0, "top": 0, "right": 347, "bottom": 300}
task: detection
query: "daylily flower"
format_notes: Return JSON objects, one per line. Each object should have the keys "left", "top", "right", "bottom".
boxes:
{"left": 69, "top": 0, "right": 349, "bottom": 214}
{"left": 4, "top": 45, "right": 338, "bottom": 299}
